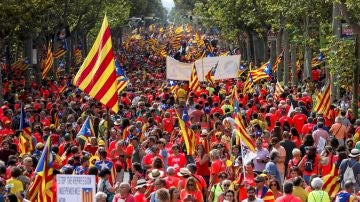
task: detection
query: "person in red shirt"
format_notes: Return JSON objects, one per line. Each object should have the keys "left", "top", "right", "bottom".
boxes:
{"left": 301, "top": 117, "right": 315, "bottom": 136}
{"left": 180, "top": 177, "right": 204, "bottom": 202}
{"left": 279, "top": 110, "right": 293, "bottom": 131}
{"left": 163, "top": 167, "right": 180, "bottom": 188}
{"left": 292, "top": 107, "right": 307, "bottom": 133}
{"left": 209, "top": 149, "right": 226, "bottom": 188}
{"left": 84, "top": 137, "right": 99, "bottom": 156}
{"left": 133, "top": 179, "right": 147, "bottom": 202}
{"left": 210, "top": 102, "right": 224, "bottom": 115}
{"left": 143, "top": 146, "right": 162, "bottom": 169}
{"left": 167, "top": 144, "right": 187, "bottom": 174}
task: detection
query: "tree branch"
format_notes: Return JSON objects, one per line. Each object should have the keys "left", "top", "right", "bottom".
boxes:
{"left": 338, "top": 1, "right": 360, "bottom": 34}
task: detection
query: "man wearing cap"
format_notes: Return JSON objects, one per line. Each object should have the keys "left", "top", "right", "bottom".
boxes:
{"left": 133, "top": 179, "right": 147, "bottom": 202}
{"left": 339, "top": 148, "right": 360, "bottom": 192}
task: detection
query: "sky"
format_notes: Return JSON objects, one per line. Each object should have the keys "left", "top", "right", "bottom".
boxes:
{"left": 161, "top": 0, "right": 175, "bottom": 11}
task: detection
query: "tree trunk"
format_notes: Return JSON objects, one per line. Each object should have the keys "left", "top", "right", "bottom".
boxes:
{"left": 263, "top": 37, "right": 270, "bottom": 61}
{"left": 5, "top": 45, "right": 11, "bottom": 78}
{"left": 283, "top": 29, "right": 290, "bottom": 83}
{"left": 65, "top": 37, "right": 71, "bottom": 74}
{"left": 353, "top": 35, "right": 360, "bottom": 119}
{"left": 24, "top": 37, "right": 33, "bottom": 90}
{"left": 246, "top": 31, "right": 253, "bottom": 62}
{"left": 303, "top": 16, "right": 312, "bottom": 81}
{"left": 276, "top": 32, "right": 283, "bottom": 81}
{"left": 290, "top": 43, "right": 298, "bottom": 85}
{"left": 270, "top": 40, "right": 276, "bottom": 74}
{"left": 252, "top": 34, "right": 258, "bottom": 65}
{"left": 332, "top": 1, "right": 341, "bottom": 101}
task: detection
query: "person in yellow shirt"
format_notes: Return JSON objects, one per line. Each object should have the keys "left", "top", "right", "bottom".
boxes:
{"left": 292, "top": 176, "right": 308, "bottom": 202}
{"left": 176, "top": 84, "right": 187, "bottom": 103}
{"left": 6, "top": 167, "right": 24, "bottom": 202}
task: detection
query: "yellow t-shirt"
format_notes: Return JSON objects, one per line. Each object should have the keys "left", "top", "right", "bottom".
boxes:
{"left": 176, "top": 88, "right": 187, "bottom": 101}
{"left": 6, "top": 177, "right": 24, "bottom": 199}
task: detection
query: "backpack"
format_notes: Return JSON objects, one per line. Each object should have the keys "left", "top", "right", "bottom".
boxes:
{"left": 343, "top": 161, "right": 356, "bottom": 184}
{"left": 304, "top": 158, "right": 314, "bottom": 172}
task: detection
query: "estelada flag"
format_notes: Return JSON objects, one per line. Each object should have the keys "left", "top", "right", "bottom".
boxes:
{"left": 73, "top": 15, "right": 119, "bottom": 113}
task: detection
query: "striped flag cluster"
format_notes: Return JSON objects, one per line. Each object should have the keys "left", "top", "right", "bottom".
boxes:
{"left": 18, "top": 104, "right": 33, "bottom": 156}
{"left": 41, "top": 42, "right": 54, "bottom": 79}
{"left": 322, "top": 166, "right": 340, "bottom": 198}
{"left": 233, "top": 95, "right": 256, "bottom": 151}
{"left": 73, "top": 16, "right": 119, "bottom": 113}
{"left": 176, "top": 106, "right": 196, "bottom": 155}
{"left": 189, "top": 63, "right": 200, "bottom": 91}
{"left": 205, "top": 61, "right": 219, "bottom": 86}
{"left": 27, "top": 136, "right": 53, "bottom": 202}
{"left": 242, "top": 72, "right": 254, "bottom": 94}
{"left": 274, "top": 81, "right": 284, "bottom": 99}
{"left": 313, "top": 81, "right": 331, "bottom": 118}
{"left": 171, "top": 34, "right": 182, "bottom": 50}
{"left": 12, "top": 59, "right": 29, "bottom": 72}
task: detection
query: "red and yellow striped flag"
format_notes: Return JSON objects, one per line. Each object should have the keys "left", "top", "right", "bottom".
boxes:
{"left": 272, "top": 51, "right": 283, "bottom": 72}
{"left": 73, "top": 16, "right": 119, "bottom": 113}
{"left": 322, "top": 166, "right": 340, "bottom": 198}
{"left": 313, "top": 81, "right": 331, "bottom": 118}
{"left": 234, "top": 98, "right": 256, "bottom": 152}
{"left": 274, "top": 81, "right": 284, "bottom": 99}
{"left": 189, "top": 63, "right": 200, "bottom": 91}
{"left": 42, "top": 42, "right": 53, "bottom": 79}
{"left": 176, "top": 107, "right": 196, "bottom": 155}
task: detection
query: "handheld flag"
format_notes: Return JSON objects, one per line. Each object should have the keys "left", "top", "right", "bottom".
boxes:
{"left": 176, "top": 107, "right": 196, "bottom": 155}
{"left": 27, "top": 136, "right": 53, "bottom": 202}
{"left": 242, "top": 72, "right": 254, "bottom": 94}
{"left": 274, "top": 81, "right": 284, "bottom": 99}
{"left": 322, "top": 166, "right": 340, "bottom": 198}
{"left": 205, "top": 61, "right": 219, "bottom": 86}
{"left": 19, "top": 104, "right": 33, "bottom": 155}
{"left": 94, "top": 159, "right": 117, "bottom": 185}
{"left": 168, "top": 79, "right": 178, "bottom": 94}
{"left": 115, "top": 60, "right": 129, "bottom": 94}
{"left": 233, "top": 97, "right": 255, "bottom": 151}
{"left": 41, "top": 42, "right": 53, "bottom": 79}
{"left": 189, "top": 63, "right": 200, "bottom": 91}
{"left": 73, "top": 16, "right": 119, "bottom": 113}
{"left": 76, "top": 116, "right": 95, "bottom": 141}
{"left": 313, "top": 81, "right": 331, "bottom": 118}
{"left": 272, "top": 51, "right": 283, "bottom": 72}
{"left": 53, "top": 40, "right": 68, "bottom": 58}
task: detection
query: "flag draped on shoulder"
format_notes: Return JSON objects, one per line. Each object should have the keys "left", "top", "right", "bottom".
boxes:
{"left": 189, "top": 63, "right": 200, "bottom": 91}
{"left": 76, "top": 116, "right": 95, "bottom": 141}
{"left": 73, "top": 16, "right": 119, "bottom": 113}
{"left": 322, "top": 166, "right": 340, "bottom": 198}
{"left": 42, "top": 42, "right": 53, "bottom": 79}
{"left": 19, "top": 104, "right": 33, "bottom": 156}
{"left": 115, "top": 60, "right": 129, "bottom": 94}
{"left": 176, "top": 106, "right": 196, "bottom": 155}
{"left": 27, "top": 136, "right": 53, "bottom": 202}
{"left": 313, "top": 81, "right": 331, "bottom": 118}
{"left": 205, "top": 61, "right": 218, "bottom": 85}
{"left": 233, "top": 96, "right": 256, "bottom": 152}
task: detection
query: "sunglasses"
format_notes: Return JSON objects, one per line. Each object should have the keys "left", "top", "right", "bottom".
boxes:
{"left": 270, "top": 183, "right": 277, "bottom": 186}
{"left": 223, "top": 184, "right": 230, "bottom": 187}
{"left": 219, "top": 175, "right": 227, "bottom": 178}
{"left": 188, "top": 183, "right": 195, "bottom": 186}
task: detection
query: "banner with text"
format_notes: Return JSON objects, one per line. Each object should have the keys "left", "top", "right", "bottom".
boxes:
{"left": 56, "top": 175, "right": 96, "bottom": 202}
{"left": 166, "top": 55, "right": 241, "bottom": 81}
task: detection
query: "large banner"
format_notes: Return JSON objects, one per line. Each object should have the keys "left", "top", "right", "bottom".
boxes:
{"left": 166, "top": 55, "right": 241, "bottom": 81}
{"left": 57, "top": 175, "right": 96, "bottom": 202}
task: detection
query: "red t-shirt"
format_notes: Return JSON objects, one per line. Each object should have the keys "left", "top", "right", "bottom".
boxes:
{"left": 143, "top": 153, "right": 162, "bottom": 167}
{"left": 210, "top": 159, "right": 226, "bottom": 183}
{"left": 292, "top": 113, "right": 307, "bottom": 133}
{"left": 167, "top": 153, "right": 187, "bottom": 173}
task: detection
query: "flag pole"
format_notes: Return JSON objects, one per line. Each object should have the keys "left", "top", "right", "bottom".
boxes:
{"left": 105, "top": 106, "right": 110, "bottom": 148}
{"left": 202, "top": 58, "right": 205, "bottom": 82}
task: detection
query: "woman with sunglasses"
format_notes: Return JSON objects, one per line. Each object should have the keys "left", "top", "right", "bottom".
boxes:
{"left": 208, "top": 172, "right": 228, "bottom": 202}
{"left": 180, "top": 177, "right": 204, "bottom": 202}
{"left": 268, "top": 179, "right": 282, "bottom": 199}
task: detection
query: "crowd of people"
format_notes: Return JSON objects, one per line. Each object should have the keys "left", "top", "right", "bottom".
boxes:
{"left": 1, "top": 25, "right": 360, "bottom": 202}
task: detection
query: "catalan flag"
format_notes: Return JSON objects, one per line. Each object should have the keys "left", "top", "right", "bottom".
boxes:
{"left": 94, "top": 159, "right": 117, "bottom": 185}
{"left": 53, "top": 40, "right": 67, "bottom": 58}
{"left": 205, "top": 61, "right": 218, "bottom": 86}
{"left": 76, "top": 116, "right": 95, "bottom": 142}
{"left": 238, "top": 64, "right": 247, "bottom": 77}
{"left": 27, "top": 136, "right": 53, "bottom": 202}
{"left": 233, "top": 97, "right": 256, "bottom": 152}
{"left": 175, "top": 26, "right": 184, "bottom": 34}
{"left": 167, "top": 79, "right": 178, "bottom": 94}
{"left": 176, "top": 106, "right": 196, "bottom": 155}
{"left": 19, "top": 104, "right": 33, "bottom": 155}
{"left": 42, "top": 42, "right": 53, "bottom": 79}
{"left": 272, "top": 51, "right": 283, "bottom": 72}
{"left": 311, "top": 53, "right": 325, "bottom": 68}
{"left": 12, "top": 59, "right": 29, "bottom": 72}
{"left": 115, "top": 60, "right": 129, "bottom": 94}
{"left": 189, "top": 63, "right": 200, "bottom": 91}
{"left": 242, "top": 72, "right": 254, "bottom": 94}
{"left": 274, "top": 81, "right": 284, "bottom": 99}
{"left": 249, "top": 68, "right": 270, "bottom": 83}
{"left": 73, "top": 48, "right": 83, "bottom": 65}
{"left": 82, "top": 188, "right": 94, "bottom": 202}
{"left": 322, "top": 166, "right": 340, "bottom": 198}
{"left": 172, "top": 34, "right": 182, "bottom": 50}
{"left": 73, "top": 16, "right": 119, "bottom": 113}
{"left": 313, "top": 81, "right": 331, "bottom": 118}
